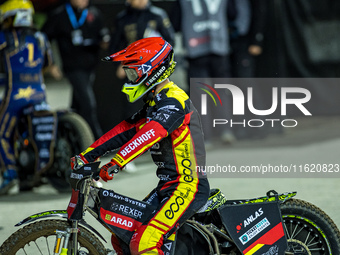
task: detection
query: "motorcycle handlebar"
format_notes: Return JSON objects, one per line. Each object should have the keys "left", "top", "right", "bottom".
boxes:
{"left": 108, "top": 164, "right": 121, "bottom": 175}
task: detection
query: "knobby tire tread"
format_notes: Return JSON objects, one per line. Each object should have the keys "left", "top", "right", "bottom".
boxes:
{"left": 281, "top": 198, "right": 340, "bottom": 253}
{"left": 59, "top": 112, "right": 95, "bottom": 150}
{"left": 0, "top": 219, "right": 106, "bottom": 255}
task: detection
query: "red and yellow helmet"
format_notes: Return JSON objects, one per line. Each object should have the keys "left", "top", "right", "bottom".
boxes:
{"left": 103, "top": 37, "right": 176, "bottom": 103}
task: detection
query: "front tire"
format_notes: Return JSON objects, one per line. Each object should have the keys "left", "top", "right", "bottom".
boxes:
{"left": 281, "top": 199, "right": 340, "bottom": 254}
{"left": 48, "top": 112, "right": 94, "bottom": 192}
{"left": 0, "top": 219, "right": 106, "bottom": 255}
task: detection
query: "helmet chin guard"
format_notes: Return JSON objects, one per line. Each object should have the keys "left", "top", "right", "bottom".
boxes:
{"left": 102, "top": 37, "right": 176, "bottom": 103}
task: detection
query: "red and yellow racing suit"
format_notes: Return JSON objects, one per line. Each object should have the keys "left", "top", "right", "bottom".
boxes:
{"left": 81, "top": 81, "right": 209, "bottom": 254}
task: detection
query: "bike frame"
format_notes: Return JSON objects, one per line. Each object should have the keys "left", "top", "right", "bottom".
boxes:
{"left": 13, "top": 162, "right": 297, "bottom": 255}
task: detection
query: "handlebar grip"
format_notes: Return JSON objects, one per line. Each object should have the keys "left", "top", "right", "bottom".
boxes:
{"left": 109, "top": 165, "right": 120, "bottom": 174}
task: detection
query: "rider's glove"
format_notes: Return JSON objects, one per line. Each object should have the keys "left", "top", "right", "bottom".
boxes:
{"left": 70, "top": 155, "right": 87, "bottom": 171}
{"left": 99, "top": 160, "right": 119, "bottom": 182}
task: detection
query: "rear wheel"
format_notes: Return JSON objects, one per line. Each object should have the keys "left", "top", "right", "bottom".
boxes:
{"left": 48, "top": 112, "right": 94, "bottom": 192}
{"left": 0, "top": 219, "right": 106, "bottom": 255}
{"left": 281, "top": 199, "right": 340, "bottom": 254}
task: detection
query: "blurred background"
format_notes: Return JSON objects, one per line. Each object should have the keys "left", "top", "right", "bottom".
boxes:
{"left": 2, "top": 0, "right": 337, "bottom": 133}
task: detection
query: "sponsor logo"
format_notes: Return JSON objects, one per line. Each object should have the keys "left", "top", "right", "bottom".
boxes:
{"left": 158, "top": 174, "right": 171, "bottom": 181}
{"left": 236, "top": 223, "right": 243, "bottom": 233}
{"left": 101, "top": 209, "right": 145, "bottom": 231}
{"left": 113, "top": 154, "right": 124, "bottom": 164}
{"left": 120, "top": 129, "right": 156, "bottom": 157}
{"left": 164, "top": 242, "right": 172, "bottom": 250}
{"left": 158, "top": 105, "right": 180, "bottom": 112}
{"left": 68, "top": 202, "right": 77, "bottom": 208}
{"left": 180, "top": 143, "right": 190, "bottom": 159}
{"left": 102, "top": 190, "right": 146, "bottom": 208}
{"left": 35, "top": 132, "right": 53, "bottom": 141}
{"left": 236, "top": 208, "right": 264, "bottom": 233}
{"left": 243, "top": 208, "right": 264, "bottom": 228}
{"left": 239, "top": 217, "right": 270, "bottom": 245}
{"left": 14, "top": 86, "right": 36, "bottom": 100}
{"left": 150, "top": 150, "right": 162, "bottom": 155}
{"left": 138, "top": 64, "right": 152, "bottom": 74}
{"left": 165, "top": 196, "right": 185, "bottom": 219}
{"left": 110, "top": 203, "right": 143, "bottom": 219}
{"left": 164, "top": 188, "right": 191, "bottom": 220}
{"left": 145, "top": 191, "right": 158, "bottom": 204}
{"left": 181, "top": 159, "right": 194, "bottom": 183}
{"left": 155, "top": 161, "right": 166, "bottom": 169}
{"left": 154, "top": 112, "right": 169, "bottom": 123}
{"left": 104, "top": 212, "right": 135, "bottom": 229}
{"left": 70, "top": 173, "right": 83, "bottom": 179}
{"left": 146, "top": 66, "right": 166, "bottom": 86}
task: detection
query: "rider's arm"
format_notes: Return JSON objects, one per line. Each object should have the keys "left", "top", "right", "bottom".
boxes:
{"left": 80, "top": 107, "right": 147, "bottom": 163}
{"left": 111, "top": 95, "right": 186, "bottom": 167}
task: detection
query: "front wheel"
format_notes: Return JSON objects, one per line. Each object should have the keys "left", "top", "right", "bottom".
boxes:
{"left": 281, "top": 198, "right": 340, "bottom": 254}
{"left": 48, "top": 112, "right": 94, "bottom": 192}
{"left": 0, "top": 219, "right": 107, "bottom": 255}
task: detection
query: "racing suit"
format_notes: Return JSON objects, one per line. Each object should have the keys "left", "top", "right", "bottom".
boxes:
{"left": 81, "top": 81, "right": 209, "bottom": 254}
{"left": 0, "top": 28, "right": 52, "bottom": 174}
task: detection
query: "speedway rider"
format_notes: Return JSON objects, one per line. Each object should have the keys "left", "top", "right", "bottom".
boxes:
{"left": 0, "top": 0, "right": 56, "bottom": 195}
{"left": 71, "top": 37, "right": 210, "bottom": 255}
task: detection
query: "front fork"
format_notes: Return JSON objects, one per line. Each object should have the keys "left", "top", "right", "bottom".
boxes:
{"left": 53, "top": 221, "right": 78, "bottom": 255}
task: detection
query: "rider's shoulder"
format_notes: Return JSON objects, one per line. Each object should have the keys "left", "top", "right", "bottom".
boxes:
{"left": 163, "top": 82, "right": 188, "bottom": 108}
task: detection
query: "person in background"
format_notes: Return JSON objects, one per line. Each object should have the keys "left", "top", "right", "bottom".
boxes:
{"left": 171, "top": 0, "right": 237, "bottom": 146}
{"left": 0, "top": 0, "right": 57, "bottom": 195}
{"left": 110, "top": 0, "right": 175, "bottom": 116}
{"left": 229, "top": 0, "right": 268, "bottom": 140}
{"left": 42, "top": 0, "right": 110, "bottom": 140}
{"left": 229, "top": 0, "right": 267, "bottom": 78}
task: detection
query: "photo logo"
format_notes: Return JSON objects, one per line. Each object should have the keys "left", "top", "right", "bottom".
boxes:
{"left": 197, "top": 83, "right": 312, "bottom": 128}
{"left": 198, "top": 82, "right": 223, "bottom": 115}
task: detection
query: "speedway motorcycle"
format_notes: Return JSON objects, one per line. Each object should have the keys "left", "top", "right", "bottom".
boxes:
{"left": 1, "top": 161, "right": 340, "bottom": 255}
{"left": 10, "top": 102, "right": 94, "bottom": 192}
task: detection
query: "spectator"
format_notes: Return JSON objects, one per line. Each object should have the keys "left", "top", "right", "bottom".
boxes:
{"left": 0, "top": 0, "right": 57, "bottom": 194}
{"left": 42, "top": 0, "right": 110, "bottom": 139}
{"left": 229, "top": 0, "right": 269, "bottom": 140}
{"left": 229, "top": 0, "right": 267, "bottom": 78}
{"left": 109, "top": 0, "right": 175, "bottom": 119}
{"left": 171, "top": 0, "right": 236, "bottom": 145}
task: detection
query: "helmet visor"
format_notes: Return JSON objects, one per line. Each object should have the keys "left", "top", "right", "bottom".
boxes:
{"left": 123, "top": 67, "right": 139, "bottom": 84}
